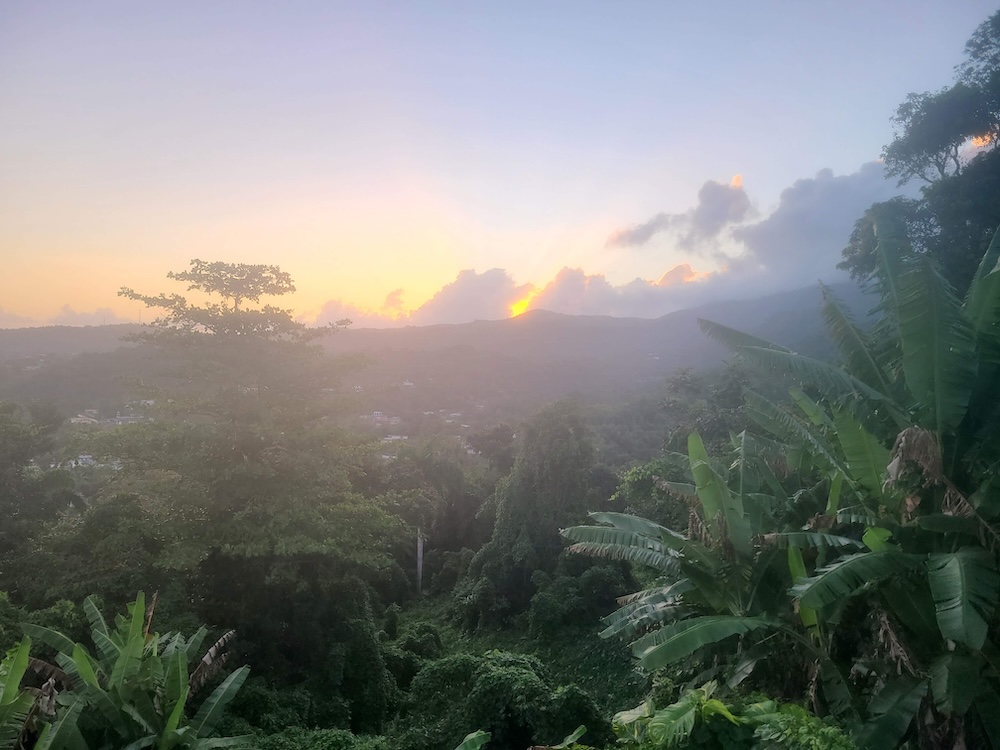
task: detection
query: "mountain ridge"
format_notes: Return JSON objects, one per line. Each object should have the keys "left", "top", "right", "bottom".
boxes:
{"left": 0, "top": 282, "right": 868, "bottom": 412}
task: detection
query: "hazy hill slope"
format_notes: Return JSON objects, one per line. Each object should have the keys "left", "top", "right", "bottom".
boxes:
{"left": 0, "top": 283, "right": 868, "bottom": 413}
{"left": 0, "top": 324, "right": 141, "bottom": 361}
{"left": 322, "top": 283, "right": 865, "bottom": 364}
{"left": 315, "top": 283, "right": 866, "bottom": 413}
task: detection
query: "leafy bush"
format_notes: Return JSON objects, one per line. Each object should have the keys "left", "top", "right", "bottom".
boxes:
{"left": 425, "top": 548, "right": 475, "bottom": 595}
{"left": 381, "top": 643, "right": 422, "bottom": 691}
{"left": 256, "top": 727, "right": 360, "bottom": 750}
{"left": 395, "top": 650, "right": 609, "bottom": 750}
{"left": 528, "top": 573, "right": 584, "bottom": 638}
{"left": 397, "top": 621, "right": 444, "bottom": 659}
{"left": 383, "top": 603, "right": 401, "bottom": 640}
{"left": 750, "top": 703, "right": 856, "bottom": 750}
{"left": 227, "top": 677, "right": 328, "bottom": 734}
{"left": 528, "top": 558, "right": 630, "bottom": 639}
{"left": 613, "top": 684, "right": 854, "bottom": 750}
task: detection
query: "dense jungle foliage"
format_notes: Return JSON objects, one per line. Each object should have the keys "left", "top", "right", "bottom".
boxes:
{"left": 4, "top": 10, "right": 1000, "bottom": 750}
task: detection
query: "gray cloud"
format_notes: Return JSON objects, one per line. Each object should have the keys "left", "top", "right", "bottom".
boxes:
{"left": 409, "top": 268, "right": 530, "bottom": 326}
{"left": 606, "top": 212, "right": 681, "bottom": 248}
{"left": 313, "top": 269, "right": 532, "bottom": 328}
{"left": 528, "top": 268, "right": 620, "bottom": 316}
{"left": 510, "top": 163, "right": 909, "bottom": 318}
{"left": 685, "top": 178, "right": 752, "bottom": 248}
{"left": 311, "top": 298, "right": 405, "bottom": 329}
{"left": 529, "top": 264, "right": 710, "bottom": 318}
{"left": 382, "top": 288, "right": 405, "bottom": 314}
{"left": 48, "top": 306, "right": 129, "bottom": 326}
{"left": 729, "top": 162, "right": 908, "bottom": 286}
{"left": 607, "top": 177, "right": 751, "bottom": 249}
{"left": 308, "top": 162, "right": 913, "bottom": 326}
{"left": 0, "top": 308, "right": 36, "bottom": 328}
{"left": 0, "top": 306, "right": 135, "bottom": 329}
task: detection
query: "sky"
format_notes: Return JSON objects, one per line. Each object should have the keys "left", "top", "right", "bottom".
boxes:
{"left": 1, "top": 1, "right": 996, "bottom": 328}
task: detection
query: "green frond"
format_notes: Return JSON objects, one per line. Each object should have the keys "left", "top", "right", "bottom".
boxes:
{"left": 585, "top": 511, "right": 685, "bottom": 543}
{"left": 631, "top": 615, "right": 775, "bottom": 671}
{"left": 83, "top": 597, "right": 110, "bottom": 638}
{"left": 663, "top": 481, "right": 697, "bottom": 498}
{"left": 163, "top": 648, "right": 189, "bottom": 711}
{"left": 832, "top": 408, "right": 890, "bottom": 504}
{"left": 818, "top": 656, "right": 859, "bottom": 724}
{"left": 196, "top": 738, "right": 255, "bottom": 749}
{"left": 857, "top": 676, "right": 927, "bottom": 750}
{"left": 561, "top": 524, "right": 665, "bottom": 554}
{"left": 820, "top": 282, "right": 892, "bottom": 393}
{"left": 453, "top": 730, "right": 490, "bottom": 750}
{"left": 739, "top": 347, "right": 906, "bottom": 425}
{"left": 601, "top": 582, "right": 693, "bottom": 638}
{"left": 91, "top": 629, "right": 122, "bottom": 668}
{"left": 190, "top": 665, "right": 249, "bottom": 737}
{"left": 690, "top": 432, "right": 752, "bottom": 557}
{"left": 20, "top": 624, "right": 77, "bottom": 658}
{"left": 791, "top": 552, "right": 925, "bottom": 609}
{"left": 549, "top": 726, "right": 587, "bottom": 748}
{"left": 109, "top": 626, "right": 146, "bottom": 689}
{"left": 184, "top": 627, "right": 209, "bottom": 666}
{"left": 787, "top": 545, "right": 818, "bottom": 629}
{"left": 646, "top": 692, "right": 699, "bottom": 748}
{"left": 870, "top": 216, "right": 913, "bottom": 323}
{"left": 896, "top": 255, "right": 978, "bottom": 433}
{"left": 914, "top": 514, "right": 980, "bottom": 536}
{"left": 789, "top": 387, "right": 833, "bottom": 428}
{"left": 616, "top": 579, "right": 692, "bottom": 606}
{"left": 32, "top": 700, "right": 86, "bottom": 750}
{"left": 964, "top": 226, "right": 1000, "bottom": 362}
{"left": 744, "top": 391, "right": 852, "bottom": 481}
{"left": 926, "top": 547, "right": 1000, "bottom": 650}
{"left": 0, "top": 637, "right": 31, "bottom": 707}
{"left": 972, "top": 685, "right": 1000, "bottom": 748}
{"left": 0, "top": 694, "right": 37, "bottom": 750}
{"left": 567, "top": 540, "right": 680, "bottom": 574}
{"left": 697, "top": 319, "right": 791, "bottom": 353}
{"left": 929, "top": 653, "right": 981, "bottom": 716}
{"left": 764, "top": 532, "right": 864, "bottom": 550}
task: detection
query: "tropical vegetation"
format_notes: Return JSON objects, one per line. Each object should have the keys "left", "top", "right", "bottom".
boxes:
{"left": 3, "top": 9, "right": 1000, "bottom": 750}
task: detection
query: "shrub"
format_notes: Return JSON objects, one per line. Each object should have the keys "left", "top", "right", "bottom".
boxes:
{"left": 256, "top": 728, "right": 360, "bottom": 750}
{"left": 397, "top": 650, "right": 608, "bottom": 750}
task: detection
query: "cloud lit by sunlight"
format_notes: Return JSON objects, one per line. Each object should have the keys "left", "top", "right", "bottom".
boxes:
{"left": 656, "top": 263, "right": 710, "bottom": 286}
{"left": 730, "top": 174, "right": 743, "bottom": 189}
{"left": 509, "top": 286, "right": 541, "bottom": 317}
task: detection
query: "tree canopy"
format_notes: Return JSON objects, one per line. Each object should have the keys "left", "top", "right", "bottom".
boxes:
{"left": 841, "top": 10, "right": 1000, "bottom": 295}
{"left": 119, "top": 259, "right": 348, "bottom": 342}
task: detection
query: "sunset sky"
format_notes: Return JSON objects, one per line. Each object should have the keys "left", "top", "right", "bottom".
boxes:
{"left": 1, "top": 1, "right": 995, "bottom": 328}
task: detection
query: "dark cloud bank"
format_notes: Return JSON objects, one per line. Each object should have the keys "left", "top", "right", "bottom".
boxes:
{"left": 607, "top": 176, "right": 753, "bottom": 250}
{"left": 315, "top": 161, "right": 908, "bottom": 327}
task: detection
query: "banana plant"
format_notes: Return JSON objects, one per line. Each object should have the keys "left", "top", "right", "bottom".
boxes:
{"left": 23, "top": 592, "right": 250, "bottom": 750}
{"left": 0, "top": 636, "right": 86, "bottom": 750}
{"left": 1, "top": 637, "right": 42, "bottom": 750}
{"left": 451, "top": 725, "right": 587, "bottom": 749}
{"left": 697, "top": 222, "right": 1000, "bottom": 747}
{"left": 612, "top": 681, "right": 740, "bottom": 749}
{"left": 563, "top": 431, "right": 859, "bottom": 714}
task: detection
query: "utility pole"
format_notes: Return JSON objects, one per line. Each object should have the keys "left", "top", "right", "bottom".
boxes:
{"left": 416, "top": 527, "right": 424, "bottom": 594}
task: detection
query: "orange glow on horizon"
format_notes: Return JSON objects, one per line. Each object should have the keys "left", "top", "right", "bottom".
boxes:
{"left": 509, "top": 287, "right": 541, "bottom": 317}
{"left": 657, "top": 262, "right": 710, "bottom": 287}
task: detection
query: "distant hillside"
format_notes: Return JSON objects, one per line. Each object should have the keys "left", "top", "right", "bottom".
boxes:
{"left": 0, "top": 324, "right": 141, "bottom": 361}
{"left": 0, "top": 283, "right": 870, "bottom": 415}
{"left": 321, "top": 283, "right": 864, "bottom": 365}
